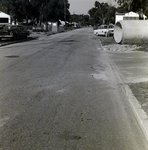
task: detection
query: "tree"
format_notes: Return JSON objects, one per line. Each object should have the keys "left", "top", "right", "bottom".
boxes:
{"left": 70, "top": 14, "right": 90, "bottom": 26}
{"left": 0, "top": 0, "right": 24, "bottom": 23}
{"left": 88, "top": 1, "right": 116, "bottom": 26}
{"left": 115, "top": 0, "right": 148, "bottom": 16}
{"left": 88, "top": 7, "right": 100, "bottom": 25}
{"left": 0, "top": 0, "right": 70, "bottom": 24}
{"left": 106, "top": 6, "right": 116, "bottom": 23}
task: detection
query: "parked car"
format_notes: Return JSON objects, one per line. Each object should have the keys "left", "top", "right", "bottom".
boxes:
{"left": 105, "top": 24, "right": 114, "bottom": 37}
{"left": 94, "top": 24, "right": 114, "bottom": 37}
{"left": 0, "top": 24, "right": 30, "bottom": 40}
{"left": 94, "top": 25, "right": 108, "bottom": 36}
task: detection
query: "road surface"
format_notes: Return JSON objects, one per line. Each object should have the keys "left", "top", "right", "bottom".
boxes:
{"left": 0, "top": 28, "right": 148, "bottom": 150}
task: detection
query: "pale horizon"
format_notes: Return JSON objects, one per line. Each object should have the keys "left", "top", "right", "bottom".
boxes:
{"left": 68, "top": 0, "right": 117, "bottom": 14}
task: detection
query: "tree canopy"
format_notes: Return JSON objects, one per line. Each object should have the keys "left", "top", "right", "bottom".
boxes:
{"left": 70, "top": 14, "right": 90, "bottom": 26}
{"left": 88, "top": 1, "right": 116, "bottom": 26}
{"left": 0, "top": 0, "right": 70, "bottom": 24}
{"left": 115, "top": 0, "right": 148, "bottom": 16}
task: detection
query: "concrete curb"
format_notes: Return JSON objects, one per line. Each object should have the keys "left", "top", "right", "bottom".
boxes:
{"left": 106, "top": 50, "right": 148, "bottom": 142}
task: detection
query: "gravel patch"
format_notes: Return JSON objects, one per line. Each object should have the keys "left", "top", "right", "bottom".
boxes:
{"left": 103, "top": 44, "right": 143, "bottom": 52}
{"left": 129, "top": 82, "right": 148, "bottom": 116}
{"left": 97, "top": 36, "right": 144, "bottom": 52}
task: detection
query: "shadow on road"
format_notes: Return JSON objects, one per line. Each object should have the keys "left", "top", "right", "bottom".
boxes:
{"left": 0, "top": 36, "right": 39, "bottom": 46}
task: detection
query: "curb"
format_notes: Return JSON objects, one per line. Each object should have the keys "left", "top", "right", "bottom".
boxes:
{"left": 106, "top": 50, "right": 148, "bottom": 142}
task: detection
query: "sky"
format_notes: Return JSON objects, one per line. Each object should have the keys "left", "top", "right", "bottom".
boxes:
{"left": 68, "top": 0, "right": 117, "bottom": 14}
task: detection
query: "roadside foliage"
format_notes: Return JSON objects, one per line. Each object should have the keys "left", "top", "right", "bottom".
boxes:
{"left": 0, "top": 0, "right": 70, "bottom": 24}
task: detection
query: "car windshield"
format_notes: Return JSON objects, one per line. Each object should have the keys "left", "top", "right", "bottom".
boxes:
{"left": 98, "top": 25, "right": 108, "bottom": 29}
{"left": 109, "top": 25, "right": 114, "bottom": 28}
{"left": 103, "top": 26, "right": 108, "bottom": 29}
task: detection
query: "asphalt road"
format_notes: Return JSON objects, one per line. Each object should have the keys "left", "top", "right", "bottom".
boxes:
{"left": 0, "top": 28, "right": 148, "bottom": 150}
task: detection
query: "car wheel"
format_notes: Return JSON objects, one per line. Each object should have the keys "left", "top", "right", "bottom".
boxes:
{"left": 105, "top": 32, "right": 109, "bottom": 37}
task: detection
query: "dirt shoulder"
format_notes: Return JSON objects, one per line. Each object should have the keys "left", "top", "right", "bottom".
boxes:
{"left": 99, "top": 36, "right": 144, "bottom": 52}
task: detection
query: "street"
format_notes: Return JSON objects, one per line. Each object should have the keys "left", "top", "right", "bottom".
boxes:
{"left": 0, "top": 28, "right": 148, "bottom": 150}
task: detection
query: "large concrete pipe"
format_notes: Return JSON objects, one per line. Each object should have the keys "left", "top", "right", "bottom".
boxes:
{"left": 114, "top": 20, "right": 148, "bottom": 44}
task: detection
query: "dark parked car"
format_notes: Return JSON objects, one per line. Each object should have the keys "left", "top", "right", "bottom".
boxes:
{"left": 0, "top": 24, "right": 30, "bottom": 40}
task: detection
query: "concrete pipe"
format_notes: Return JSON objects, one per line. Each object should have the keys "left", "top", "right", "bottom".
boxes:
{"left": 114, "top": 20, "right": 148, "bottom": 44}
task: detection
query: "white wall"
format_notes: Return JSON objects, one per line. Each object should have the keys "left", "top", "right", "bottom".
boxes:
{"left": 115, "top": 15, "right": 124, "bottom": 23}
{"left": 0, "top": 11, "right": 11, "bottom": 23}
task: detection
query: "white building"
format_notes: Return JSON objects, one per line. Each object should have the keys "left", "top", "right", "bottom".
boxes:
{"left": 115, "top": 12, "right": 124, "bottom": 23}
{"left": 115, "top": 11, "right": 147, "bottom": 23}
{"left": 0, "top": 11, "right": 11, "bottom": 23}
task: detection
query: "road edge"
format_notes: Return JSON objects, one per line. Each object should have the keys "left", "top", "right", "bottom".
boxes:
{"left": 102, "top": 47, "right": 148, "bottom": 143}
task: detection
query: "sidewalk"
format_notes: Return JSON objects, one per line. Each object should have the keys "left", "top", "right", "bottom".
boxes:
{"left": 99, "top": 36, "right": 148, "bottom": 142}
{"left": 100, "top": 36, "right": 148, "bottom": 117}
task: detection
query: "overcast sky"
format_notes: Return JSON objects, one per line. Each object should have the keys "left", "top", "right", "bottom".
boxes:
{"left": 68, "top": 0, "right": 117, "bottom": 14}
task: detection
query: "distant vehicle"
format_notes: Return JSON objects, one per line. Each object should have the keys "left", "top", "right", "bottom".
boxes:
{"left": 94, "top": 25, "right": 108, "bottom": 36}
{"left": 0, "top": 24, "right": 30, "bottom": 40}
{"left": 105, "top": 24, "right": 114, "bottom": 37}
{"left": 94, "top": 24, "right": 114, "bottom": 37}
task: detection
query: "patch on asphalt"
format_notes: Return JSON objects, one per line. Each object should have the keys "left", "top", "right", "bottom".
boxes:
{"left": 129, "top": 82, "right": 148, "bottom": 116}
{"left": 92, "top": 73, "right": 108, "bottom": 80}
{"left": 59, "top": 40, "right": 77, "bottom": 43}
{"left": 59, "top": 131, "right": 81, "bottom": 141}
{"left": 5, "top": 55, "right": 20, "bottom": 58}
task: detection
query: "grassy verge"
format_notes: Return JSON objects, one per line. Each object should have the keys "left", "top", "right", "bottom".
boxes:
{"left": 129, "top": 82, "right": 148, "bottom": 116}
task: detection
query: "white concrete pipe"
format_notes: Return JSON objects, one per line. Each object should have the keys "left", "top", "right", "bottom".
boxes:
{"left": 114, "top": 20, "right": 148, "bottom": 44}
